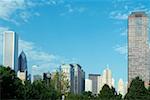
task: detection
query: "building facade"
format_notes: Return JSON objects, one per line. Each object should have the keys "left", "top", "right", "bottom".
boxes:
{"left": 61, "top": 64, "right": 85, "bottom": 94}
{"left": 17, "top": 51, "right": 28, "bottom": 83}
{"left": 118, "top": 79, "right": 124, "bottom": 96}
{"left": 102, "top": 68, "right": 112, "bottom": 87}
{"left": 61, "top": 64, "right": 75, "bottom": 93}
{"left": 128, "top": 12, "right": 150, "bottom": 86}
{"left": 3, "top": 31, "right": 18, "bottom": 72}
{"left": 18, "top": 51, "right": 27, "bottom": 72}
{"left": 73, "top": 64, "right": 85, "bottom": 94}
{"left": 85, "top": 79, "right": 92, "bottom": 92}
{"left": 89, "top": 74, "right": 101, "bottom": 94}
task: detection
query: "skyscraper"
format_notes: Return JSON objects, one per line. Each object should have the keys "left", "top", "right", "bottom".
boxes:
{"left": 89, "top": 74, "right": 101, "bottom": 94}
{"left": 18, "top": 51, "right": 27, "bottom": 72}
{"left": 61, "top": 64, "right": 75, "bottom": 93}
{"left": 118, "top": 79, "right": 124, "bottom": 96}
{"left": 3, "top": 31, "right": 18, "bottom": 72}
{"left": 128, "top": 12, "right": 150, "bottom": 86}
{"left": 73, "top": 64, "right": 85, "bottom": 94}
{"left": 102, "top": 68, "right": 112, "bottom": 87}
{"left": 61, "top": 64, "right": 85, "bottom": 94}
{"left": 17, "top": 51, "right": 27, "bottom": 83}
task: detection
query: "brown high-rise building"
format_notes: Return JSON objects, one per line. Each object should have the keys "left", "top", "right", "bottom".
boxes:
{"left": 128, "top": 12, "right": 150, "bottom": 86}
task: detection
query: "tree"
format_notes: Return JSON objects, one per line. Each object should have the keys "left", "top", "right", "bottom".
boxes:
{"left": 124, "top": 77, "right": 150, "bottom": 100}
{"left": 51, "top": 71, "right": 70, "bottom": 97}
{"left": 98, "top": 84, "right": 122, "bottom": 100}
{"left": 0, "top": 66, "right": 60, "bottom": 100}
{"left": 81, "top": 91, "right": 95, "bottom": 100}
{"left": 0, "top": 66, "right": 24, "bottom": 99}
{"left": 24, "top": 80, "right": 58, "bottom": 100}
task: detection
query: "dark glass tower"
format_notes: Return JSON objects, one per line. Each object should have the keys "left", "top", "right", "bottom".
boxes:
{"left": 18, "top": 51, "right": 27, "bottom": 72}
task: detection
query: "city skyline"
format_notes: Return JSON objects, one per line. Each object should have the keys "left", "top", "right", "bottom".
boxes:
{"left": 0, "top": 0, "right": 150, "bottom": 86}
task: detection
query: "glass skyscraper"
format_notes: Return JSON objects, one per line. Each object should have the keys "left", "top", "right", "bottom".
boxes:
{"left": 128, "top": 12, "right": 150, "bottom": 86}
{"left": 3, "top": 31, "right": 18, "bottom": 72}
{"left": 18, "top": 51, "right": 28, "bottom": 83}
{"left": 18, "top": 51, "right": 27, "bottom": 72}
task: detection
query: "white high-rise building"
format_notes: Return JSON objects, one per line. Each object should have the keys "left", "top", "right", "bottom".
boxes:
{"left": 124, "top": 82, "right": 128, "bottom": 95}
{"left": 61, "top": 64, "right": 74, "bottom": 93}
{"left": 102, "top": 68, "right": 112, "bottom": 87}
{"left": 3, "top": 31, "right": 18, "bottom": 72}
{"left": 97, "top": 75, "right": 102, "bottom": 93}
{"left": 85, "top": 79, "right": 92, "bottom": 92}
{"left": 112, "top": 78, "right": 115, "bottom": 87}
{"left": 118, "top": 79, "right": 124, "bottom": 96}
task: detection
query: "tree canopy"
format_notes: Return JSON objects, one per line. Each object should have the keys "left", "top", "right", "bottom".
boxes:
{"left": 0, "top": 66, "right": 150, "bottom": 100}
{"left": 124, "top": 77, "right": 150, "bottom": 100}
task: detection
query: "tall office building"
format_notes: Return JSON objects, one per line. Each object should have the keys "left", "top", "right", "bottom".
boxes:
{"left": 102, "top": 68, "right": 112, "bottom": 87}
{"left": 18, "top": 51, "right": 27, "bottom": 72}
{"left": 61, "top": 64, "right": 75, "bottom": 93}
{"left": 3, "top": 31, "right": 18, "bottom": 72}
{"left": 128, "top": 12, "right": 150, "bottom": 86}
{"left": 85, "top": 79, "right": 92, "bottom": 92}
{"left": 89, "top": 74, "right": 101, "bottom": 94}
{"left": 61, "top": 64, "right": 85, "bottom": 94}
{"left": 73, "top": 64, "right": 85, "bottom": 94}
{"left": 118, "top": 79, "right": 124, "bottom": 96}
{"left": 17, "top": 51, "right": 27, "bottom": 83}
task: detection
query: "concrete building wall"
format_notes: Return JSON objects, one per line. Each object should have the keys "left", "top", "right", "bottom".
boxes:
{"left": 85, "top": 79, "right": 92, "bottom": 92}
{"left": 128, "top": 12, "right": 150, "bottom": 85}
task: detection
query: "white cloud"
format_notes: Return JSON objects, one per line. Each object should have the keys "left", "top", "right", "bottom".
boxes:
{"left": 110, "top": 12, "right": 128, "bottom": 20}
{"left": 0, "top": 0, "right": 43, "bottom": 24}
{"left": 19, "top": 39, "right": 57, "bottom": 70}
{"left": 60, "top": 4, "right": 86, "bottom": 16}
{"left": 0, "top": 0, "right": 26, "bottom": 20}
{"left": 110, "top": 3, "right": 150, "bottom": 20}
{"left": 19, "top": 39, "right": 78, "bottom": 74}
{"left": 0, "top": 0, "right": 86, "bottom": 23}
{"left": 114, "top": 45, "right": 127, "bottom": 55}
{"left": 0, "top": 26, "right": 77, "bottom": 74}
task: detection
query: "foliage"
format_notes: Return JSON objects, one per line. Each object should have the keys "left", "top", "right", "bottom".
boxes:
{"left": 124, "top": 77, "right": 150, "bottom": 100}
{"left": 0, "top": 66, "right": 24, "bottom": 99}
{"left": 98, "top": 84, "right": 122, "bottom": 100}
{"left": 51, "top": 71, "right": 70, "bottom": 95}
{"left": 0, "top": 66, "right": 59, "bottom": 100}
{"left": 65, "top": 91, "right": 96, "bottom": 100}
{"left": 1, "top": 66, "right": 150, "bottom": 100}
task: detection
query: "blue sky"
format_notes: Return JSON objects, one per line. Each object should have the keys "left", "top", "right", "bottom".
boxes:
{"left": 0, "top": 0, "right": 150, "bottom": 87}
